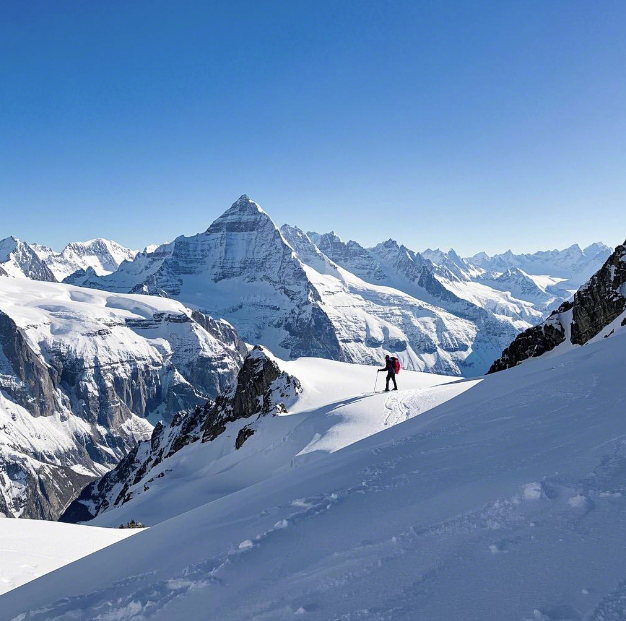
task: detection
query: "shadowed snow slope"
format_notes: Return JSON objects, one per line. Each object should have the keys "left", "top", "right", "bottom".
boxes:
{"left": 2, "top": 319, "right": 625, "bottom": 620}
{"left": 76, "top": 358, "right": 476, "bottom": 528}
{"left": 0, "top": 520, "right": 136, "bottom": 596}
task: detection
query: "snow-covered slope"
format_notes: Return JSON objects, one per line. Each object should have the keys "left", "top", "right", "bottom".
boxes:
{"left": 0, "top": 519, "right": 136, "bottom": 596}
{"left": 0, "top": 237, "right": 56, "bottom": 282}
{"left": 4, "top": 300, "right": 626, "bottom": 621}
{"left": 0, "top": 278, "right": 246, "bottom": 519}
{"left": 33, "top": 238, "right": 138, "bottom": 281}
{"left": 63, "top": 349, "right": 475, "bottom": 527}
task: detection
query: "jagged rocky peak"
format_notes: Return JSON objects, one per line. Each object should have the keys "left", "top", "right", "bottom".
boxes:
{"left": 61, "top": 345, "right": 302, "bottom": 523}
{"left": 0, "top": 236, "right": 57, "bottom": 282}
{"left": 205, "top": 194, "right": 268, "bottom": 233}
{"left": 489, "top": 238, "right": 626, "bottom": 373}
{"left": 313, "top": 231, "right": 388, "bottom": 283}
{"left": 203, "top": 345, "right": 302, "bottom": 442}
{"left": 280, "top": 224, "right": 339, "bottom": 273}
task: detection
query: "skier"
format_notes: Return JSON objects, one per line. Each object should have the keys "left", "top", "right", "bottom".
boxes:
{"left": 378, "top": 354, "right": 399, "bottom": 392}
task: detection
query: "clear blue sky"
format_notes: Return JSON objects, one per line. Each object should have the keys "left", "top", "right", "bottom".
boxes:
{"left": 2, "top": 0, "right": 625, "bottom": 255}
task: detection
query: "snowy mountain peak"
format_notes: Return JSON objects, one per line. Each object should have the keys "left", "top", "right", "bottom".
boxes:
{"left": 29, "top": 237, "right": 138, "bottom": 281}
{"left": 0, "top": 236, "right": 57, "bottom": 282}
{"left": 206, "top": 195, "right": 268, "bottom": 233}
{"left": 584, "top": 241, "right": 611, "bottom": 255}
{"left": 0, "top": 236, "right": 18, "bottom": 259}
{"left": 280, "top": 225, "right": 339, "bottom": 274}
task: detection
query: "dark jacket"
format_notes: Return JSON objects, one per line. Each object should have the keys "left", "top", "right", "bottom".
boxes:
{"left": 379, "top": 358, "right": 395, "bottom": 374}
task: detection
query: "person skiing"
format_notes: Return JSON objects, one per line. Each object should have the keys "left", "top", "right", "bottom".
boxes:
{"left": 378, "top": 354, "right": 398, "bottom": 392}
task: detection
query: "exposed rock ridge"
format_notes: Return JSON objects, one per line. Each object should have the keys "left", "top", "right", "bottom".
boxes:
{"left": 60, "top": 346, "right": 301, "bottom": 523}
{"left": 489, "top": 239, "right": 626, "bottom": 372}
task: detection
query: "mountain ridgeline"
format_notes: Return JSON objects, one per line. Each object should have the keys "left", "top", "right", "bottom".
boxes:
{"left": 50, "top": 195, "right": 611, "bottom": 377}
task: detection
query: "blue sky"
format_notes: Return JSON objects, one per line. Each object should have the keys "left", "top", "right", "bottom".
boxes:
{"left": 2, "top": 0, "right": 625, "bottom": 255}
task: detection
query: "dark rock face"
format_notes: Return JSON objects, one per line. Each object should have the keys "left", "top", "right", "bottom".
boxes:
{"left": 0, "top": 457, "right": 92, "bottom": 521}
{"left": 568, "top": 243, "right": 626, "bottom": 344}
{"left": 489, "top": 240, "right": 626, "bottom": 373}
{"left": 488, "top": 308, "right": 569, "bottom": 373}
{"left": 61, "top": 346, "right": 302, "bottom": 523}
{"left": 201, "top": 345, "right": 301, "bottom": 442}
{"left": 0, "top": 310, "right": 60, "bottom": 418}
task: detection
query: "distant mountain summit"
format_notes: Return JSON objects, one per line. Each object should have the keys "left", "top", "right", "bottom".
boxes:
{"left": 0, "top": 236, "right": 57, "bottom": 281}
{"left": 33, "top": 238, "right": 138, "bottom": 281}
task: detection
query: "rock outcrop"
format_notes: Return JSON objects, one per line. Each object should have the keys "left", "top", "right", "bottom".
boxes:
{"left": 61, "top": 346, "right": 301, "bottom": 523}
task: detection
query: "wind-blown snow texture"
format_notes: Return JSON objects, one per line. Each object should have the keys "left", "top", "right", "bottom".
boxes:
{"left": 0, "top": 278, "right": 246, "bottom": 519}
{"left": 2, "top": 308, "right": 626, "bottom": 621}
{"left": 60, "top": 195, "right": 611, "bottom": 377}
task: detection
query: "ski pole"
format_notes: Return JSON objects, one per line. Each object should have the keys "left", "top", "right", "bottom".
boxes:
{"left": 374, "top": 370, "right": 379, "bottom": 393}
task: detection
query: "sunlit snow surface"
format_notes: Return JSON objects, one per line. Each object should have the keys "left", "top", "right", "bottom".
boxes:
{"left": 2, "top": 324, "right": 626, "bottom": 621}
{"left": 0, "top": 520, "right": 136, "bottom": 596}
{"left": 83, "top": 358, "right": 478, "bottom": 528}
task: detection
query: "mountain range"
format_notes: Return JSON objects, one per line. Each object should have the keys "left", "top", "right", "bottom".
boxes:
{"left": 1, "top": 196, "right": 625, "bottom": 621}
{"left": 35, "top": 195, "right": 610, "bottom": 376}
{"left": 0, "top": 195, "right": 614, "bottom": 521}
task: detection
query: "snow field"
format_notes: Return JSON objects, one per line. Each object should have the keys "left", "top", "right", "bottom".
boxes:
{"left": 86, "top": 357, "right": 478, "bottom": 528}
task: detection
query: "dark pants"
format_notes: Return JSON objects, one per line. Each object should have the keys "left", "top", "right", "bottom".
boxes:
{"left": 386, "top": 371, "right": 397, "bottom": 391}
